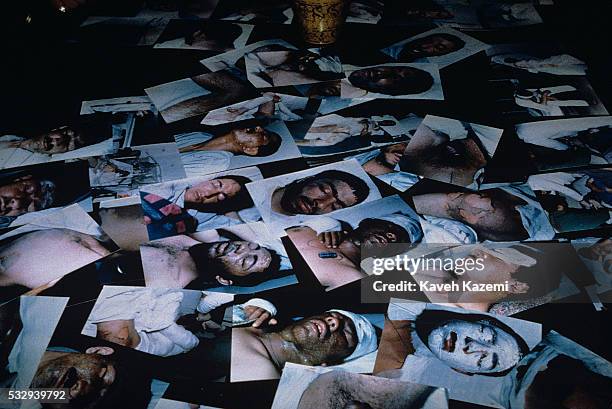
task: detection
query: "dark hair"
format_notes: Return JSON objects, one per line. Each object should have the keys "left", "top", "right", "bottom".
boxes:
{"left": 254, "top": 130, "right": 282, "bottom": 157}
{"left": 399, "top": 33, "right": 466, "bottom": 61}
{"left": 524, "top": 354, "right": 612, "bottom": 409}
{"left": 71, "top": 113, "right": 114, "bottom": 148}
{"left": 185, "top": 22, "right": 243, "bottom": 46}
{"left": 187, "top": 242, "right": 285, "bottom": 287}
{"left": 414, "top": 309, "right": 530, "bottom": 376}
{"left": 355, "top": 218, "right": 412, "bottom": 243}
{"left": 281, "top": 170, "right": 371, "bottom": 210}
{"left": 471, "top": 189, "right": 530, "bottom": 242}
{"left": 282, "top": 51, "right": 343, "bottom": 82}
{"left": 503, "top": 245, "right": 563, "bottom": 301}
{"left": 348, "top": 67, "right": 434, "bottom": 96}
{"left": 189, "top": 175, "right": 254, "bottom": 214}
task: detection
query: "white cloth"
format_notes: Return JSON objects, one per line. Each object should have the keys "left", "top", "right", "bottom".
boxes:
{"left": 146, "top": 78, "right": 211, "bottom": 112}
{"left": 85, "top": 288, "right": 200, "bottom": 357}
{"left": 420, "top": 215, "right": 478, "bottom": 244}
{"left": 232, "top": 298, "right": 277, "bottom": 325}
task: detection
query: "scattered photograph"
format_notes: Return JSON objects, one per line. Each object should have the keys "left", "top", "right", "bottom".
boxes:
{"left": 0, "top": 161, "right": 92, "bottom": 230}
{"left": 0, "top": 113, "right": 121, "bottom": 170}
{"left": 245, "top": 50, "right": 344, "bottom": 88}
{"left": 515, "top": 116, "right": 612, "bottom": 172}
{"left": 528, "top": 169, "right": 612, "bottom": 233}
{"left": 200, "top": 39, "right": 297, "bottom": 72}
{"left": 489, "top": 76, "right": 608, "bottom": 118}
{"left": 231, "top": 303, "right": 383, "bottom": 382}
{"left": 487, "top": 42, "right": 588, "bottom": 77}
{"left": 212, "top": 0, "right": 293, "bottom": 24}
{"left": 30, "top": 344, "right": 169, "bottom": 409}
{"left": 141, "top": 222, "right": 296, "bottom": 293}
{"left": 201, "top": 92, "right": 309, "bottom": 126}
{"left": 0, "top": 204, "right": 119, "bottom": 304}
{"left": 341, "top": 63, "right": 444, "bottom": 100}
{"left": 81, "top": 286, "right": 234, "bottom": 357}
{"left": 98, "top": 196, "right": 150, "bottom": 252}
{"left": 573, "top": 237, "right": 612, "bottom": 295}
{"left": 145, "top": 70, "right": 259, "bottom": 124}
{"left": 372, "top": 300, "right": 543, "bottom": 407}
{"left": 286, "top": 195, "right": 423, "bottom": 291}
{"left": 347, "top": 0, "right": 385, "bottom": 24}
{"left": 154, "top": 20, "right": 253, "bottom": 51}
{"left": 89, "top": 143, "right": 186, "bottom": 202}
{"left": 139, "top": 167, "right": 263, "bottom": 240}
{"left": 398, "top": 115, "right": 503, "bottom": 188}
{"left": 80, "top": 96, "right": 156, "bottom": 115}
{"left": 175, "top": 121, "right": 302, "bottom": 178}
{"left": 272, "top": 363, "right": 448, "bottom": 409}
{"left": 246, "top": 159, "right": 382, "bottom": 235}
{"left": 412, "top": 182, "right": 556, "bottom": 243}
{"left": 296, "top": 112, "right": 412, "bottom": 158}
{"left": 78, "top": 16, "right": 169, "bottom": 46}
{"left": 0, "top": 296, "right": 68, "bottom": 407}
{"left": 382, "top": 27, "right": 490, "bottom": 68}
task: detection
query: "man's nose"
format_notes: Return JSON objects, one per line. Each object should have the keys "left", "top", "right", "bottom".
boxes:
{"left": 314, "top": 195, "right": 335, "bottom": 212}
{"left": 325, "top": 315, "right": 341, "bottom": 332}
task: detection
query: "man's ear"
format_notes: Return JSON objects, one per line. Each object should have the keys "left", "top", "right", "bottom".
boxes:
{"left": 216, "top": 276, "right": 233, "bottom": 286}
{"left": 508, "top": 279, "right": 529, "bottom": 294}
{"left": 85, "top": 346, "right": 115, "bottom": 356}
{"left": 242, "top": 146, "right": 259, "bottom": 156}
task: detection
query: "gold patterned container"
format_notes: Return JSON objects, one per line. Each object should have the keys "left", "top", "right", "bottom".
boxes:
{"left": 293, "top": 0, "right": 348, "bottom": 45}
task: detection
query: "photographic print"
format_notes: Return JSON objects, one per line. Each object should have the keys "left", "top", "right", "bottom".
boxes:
{"left": 139, "top": 167, "right": 263, "bottom": 240}
{"left": 245, "top": 50, "right": 344, "bottom": 88}
{"left": 154, "top": 20, "right": 253, "bottom": 51}
{"left": 145, "top": 70, "right": 259, "bottom": 124}
{"left": 272, "top": 363, "right": 448, "bottom": 409}
{"left": 141, "top": 222, "right": 296, "bottom": 293}
{"left": 286, "top": 195, "right": 423, "bottom": 291}
{"left": 398, "top": 115, "right": 503, "bottom": 188}
{"left": 382, "top": 27, "right": 490, "bottom": 68}
{"left": 246, "top": 159, "right": 382, "bottom": 236}
{"left": 528, "top": 169, "right": 612, "bottom": 233}
{"left": 175, "top": 121, "right": 302, "bottom": 178}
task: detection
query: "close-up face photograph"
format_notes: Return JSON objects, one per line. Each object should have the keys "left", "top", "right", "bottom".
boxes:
{"left": 4, "top": 1, "right": 612, "bottom": 409}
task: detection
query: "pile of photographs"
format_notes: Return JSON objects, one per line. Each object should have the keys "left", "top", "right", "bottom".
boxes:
{"left": 1, "top": 1, "right": 610, "bottom": 409}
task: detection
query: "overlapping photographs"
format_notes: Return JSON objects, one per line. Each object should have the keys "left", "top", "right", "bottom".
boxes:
{"left": 154, "top": 20, "right": 253, "bottom": 51}
{"left": 246, "top": 159, "right": 382, "bottom": 235}
{"left": 272, "top": 363, "right": 448, "bottom": 409}
{"left": 287, "top": 195, "right": 422, "bottom": 291}
{"left": 516, "top": 116, "right": 612, "bottom": 172}
{"left": 175, "top": 120, "right": 302, "bottom": 178}
{"left": 139, "top": 167, "right": 263, "bottom": 240}
{"left": 398, "top": 115, "right": 503, "bottom": 188}
{"left": 382, "top": 27, "right": 490, "bottom": 68}
{"left": 341, "top": 63, "right": 444, "bottom": 100}
{"left": 141, "top": 221, "right": 296, "bottom": 293}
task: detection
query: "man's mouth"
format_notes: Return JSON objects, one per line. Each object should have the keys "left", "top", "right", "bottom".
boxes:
{"left": 307, "top": 319, "right": 328, "bottom": 340}
{"left": 443, "top": 331, "right": 457, "bottom": 353}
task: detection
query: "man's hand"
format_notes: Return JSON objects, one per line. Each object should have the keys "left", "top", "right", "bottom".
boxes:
{"left": 243, "top": 305, "right": 278, "bottom": 328}
{"left": 318, "top": 230, "right": 347, "bottom": 248}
